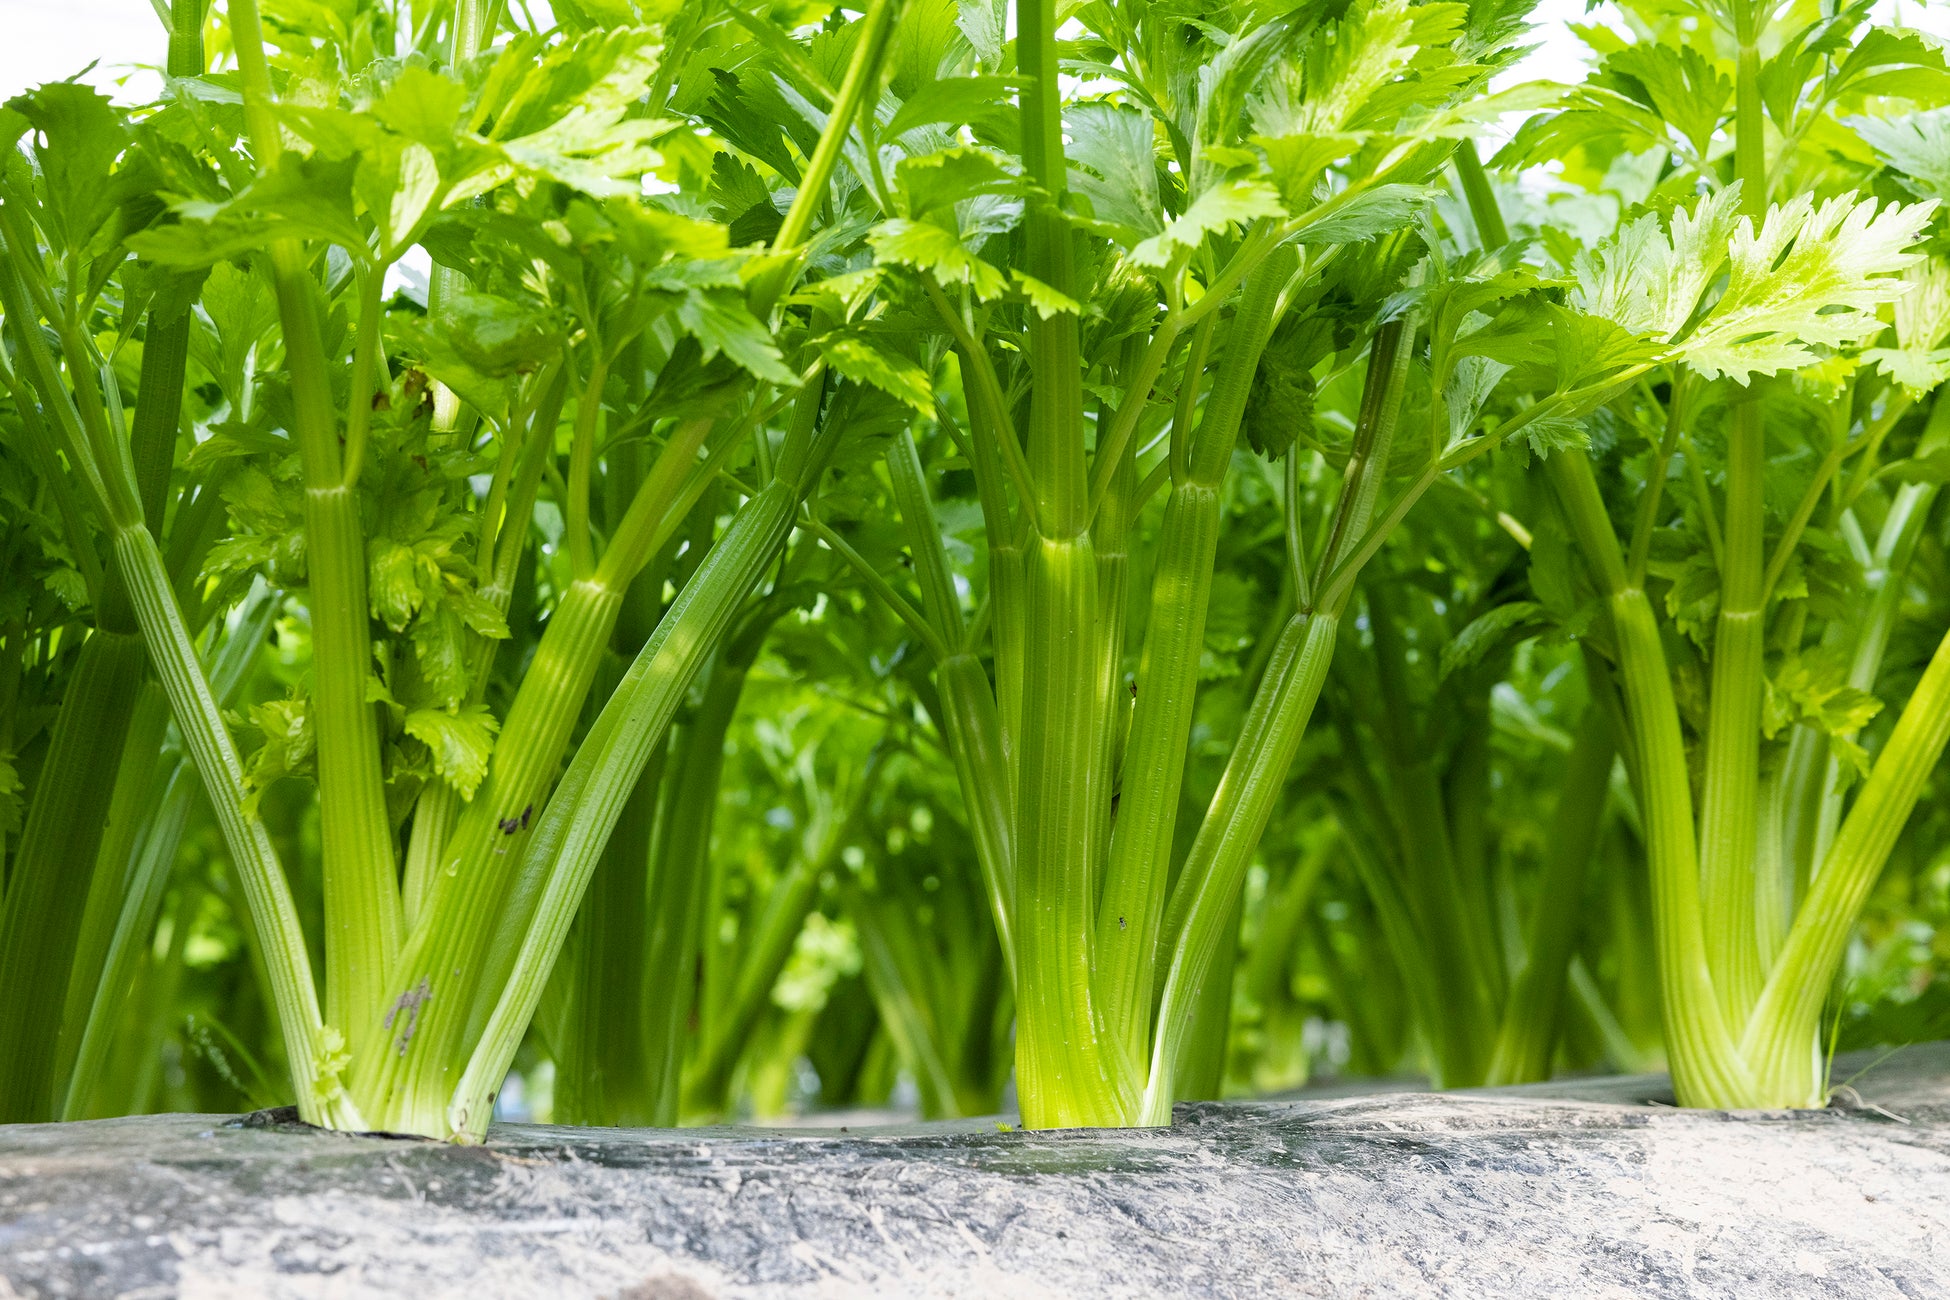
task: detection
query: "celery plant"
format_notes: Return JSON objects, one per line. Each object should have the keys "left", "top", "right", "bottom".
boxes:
{"left": 1492, "top": 0, "right": 1950, "bottom": 1105}
{"left": 6, "top": 0, "right": 1949, "bottom": 1140}
{"left": 829, "top": 0, "right": 1698, "bottom": 1125}
{"left": 0, "top": 0, "right": 888, "bottom": 1136}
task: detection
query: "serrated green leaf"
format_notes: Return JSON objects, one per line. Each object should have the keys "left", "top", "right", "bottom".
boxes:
{"left": 1130, "top": 179, "right": 1285, "bottom": 269}
{"left": 677, "top": 288, "right": 797, "bottom": 385}
{"left": 1853, "top": 109, "right": 1950, "bottom": 203}
{"left": 896, "top": 146, "right": 1018, "bottom": 218}
{"left": 1011, "top": 270, "right": 1080, "bottom": 319}
{"left": 868, "top": 217, "right": 1008, "bottom": 299}
{"left": 1066, "top": 103, "right": 1163, "bottom": 247}
{"left": 887, "top": 76, "right": 1017, "bottom": 138}
{"left": 1601, "top": 42, "right": 1730, "bottom": 162}
{"left": 815, "top": 333, "right": 933, "bottom": 412}
{"left": 405, "top": 704, "right": 501, "bottom": 799}
{"left": 1441, "top": 601, "right": 1547, "bottom": 680}
{"left": 1291, "top": 184, "right": 1428, "bottom": 247}
{"left": 370, "top": 538, "right": 425, "bottom": 633}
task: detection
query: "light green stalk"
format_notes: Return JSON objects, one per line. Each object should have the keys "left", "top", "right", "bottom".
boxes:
{"left": 1142, "top": 316, "right": 1414, "bottom": 1121}
{"left": 401, "top": 364, "right": 567, "bottom": 929}
{"left": 0, "top": 631, "right": 146, "bottom": 1120}
{"left": 885, "top": 429, "right": 1015, "bottom": 971}
{"left": 1009, "top": 0, "right": 1136, "bottom": 1128}
{"left": 1096, "top": 246, "right": 1296, "bottom": 1073}
{"left": 230, "top": 0, "right": 402, "bottom": 1050}
{"left": 64, "top": 589, "right": 277, "bottom": 1119}
{"left": 1696, "top": 0, "right": 1775, "bottom": 1030}
{"left": 1363, "top": 584, "right": 1499, "bottom": 1083}
{"left": 636, "top": 636, "right": 760, "bottom": 1124}
{"left": 1487, "top": 681, "right": 1617, "bottom": 1084}
{"left": 1778, "top": 396, "right": 1950, "bottom": 911}
{"left": 447, "top": 430, "right": 834, "bottom": 1140}
{"left": 1547, "top": 451, "right": 1752, "bottom": 1106}
{"left": 1742, "top": 621, "right": 1950, "bottom": 1104}
{"left": 0, "top": 239, "right": 355, "bottom": 1125}
{"left": 51, "top": 683, "right": 170, "bottom": 1106}
{"left": 62, "top": 765, "right": 194, "bottom": 1120}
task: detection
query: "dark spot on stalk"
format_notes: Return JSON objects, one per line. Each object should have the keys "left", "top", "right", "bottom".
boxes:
{"left": 1118, "top": 916, "right": 1126, "bottom": 930}
{"left": 384, "top": 978, "right": 432, "bottom": 1056}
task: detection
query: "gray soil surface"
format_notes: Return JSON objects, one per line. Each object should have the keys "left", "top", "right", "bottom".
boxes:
{"left": 1, "top": 1044, "right": 1946, "bottom": 1298}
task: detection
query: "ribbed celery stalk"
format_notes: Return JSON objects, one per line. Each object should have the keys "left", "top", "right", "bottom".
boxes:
{"left": 1778, "top": 396, "right": 1949, "bottom": 905}
{"left": 62, "top": 765, "right": 194, "bottom": 1119}
{"left": 953, "top": 343, "right": 1029, "bottom": 767}
{"left": 352, "top": 573, "right": 623, "bottom": 1125}
{"left": 1487, "top": 686, "right": 1617, "bottom": 1084}
{"left": 1143, "top": 612, "right": 1338, "bottom": 1120}
{"left": 1696, "top": 0, "right": 1774, "bottom": 1031}
{"left": 120, "top": 527, "right": 365, "bottom": 1124}
{"left": 63, "top": 591, "right": 275, "bottom": 1119}
{"left": 1741, "top": 623, "right": 1950, "bottom": 1104}
{"left": 0, "top": 235, "right": 352, "bottom": 1124}
{"left": 366, "top": 6, "right": 881, "bottom": 1115}
{"left": 1546, "top": 451, "right": 1752, "bottom": 1106}
{"left": 554, "top": 721, "right": 664, "bottom": 1126}
{"left": 230, "top": 0, "right": 401, "bottom": 1050}
{"left": 51, "top": 683, "right": 170, "bottom": 1103}
{"left": 885, "top": 429, "right": 1015, "bottom": 969}
{"left": 1364, "top": 583, "right": 1497, "bottom": 1084}
{"left": 1697, "top": 396, "right": 1768, "bottom": 1026}
{"left": 1141, "top": 317, "right": 1413, "bottom": 1120}
{"left": 1096, "top": 248, "right": 1295, "bottom": 1073}
{"left": 358, "top": 405, "right": 729, "bottom": 1128}
{"left": 1452, "top": 140, "right": 1507, "bottom": 248}
{"left": 1008, "top": 0, "right": 1135, "bottom": 1128}
{"left": 447, "top": 462, "right": 829, "bottom": 1139}
{"left": 0, "top": 631, "right": 145, "bottom": 1120}
{"left": 637, "top": 643, "right": 756, "bottom": 1124}
{"left": 402, "top": 366, "right": 566, "bottom": 928}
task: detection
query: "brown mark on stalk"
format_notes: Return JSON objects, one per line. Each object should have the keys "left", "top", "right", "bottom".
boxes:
{"left": 385, "top": 977, "right": 432, "bottom": 1056}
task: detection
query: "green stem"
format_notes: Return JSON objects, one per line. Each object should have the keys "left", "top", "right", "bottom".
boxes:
{"left": 0, "top": 631, "right": 146, "bottom": 1120}
{"left": 446, "top": 478, "right": 813, "bottom": 1140}
{"left": 51, "top": 682, "right": 171, "bottom": 1109}
{"left": 639, "top": 643, "right": 754, "bottom": 1124}
{"left": 115, "top": 523, "right": 358, "bottom": 1125}
{"left": 1141, "top": 611, "right": 1338, "bottom": 1121}
{"left": 1142, "top": 311, "right": 1417, "bottom": 1118}
{"left": 1486, "top": 680, "right": 1616, "bottom": 1085}
{"left": 1453, "top": 139, "right": 1508, "bottom": 247}
{"left": 1698, "top": 396, "right": 1767, "bottom": 1026}
{"left": 1546, "top": 451, "right": 1751, "bottom": 1106}
{"left": 770, "top": 0, "right": 900, "bottom": 254}
{"left": 1096, "top": 248, "right": 1294, "bottom": 1070}
{"left": 62, "top": 762, "right": 195, "bottom": 1119}
{"left": 1742, "top": 619, "right": 1950, "bottom": 1105}
{"left": 885, "top": 431, "right": 1016, "bottom": 973}
{"left": 1364, "top": 585, "right": 1497, "bottom": 1084}
{"left": 231, "top": 0, "right": 402, "bottom": 1051}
